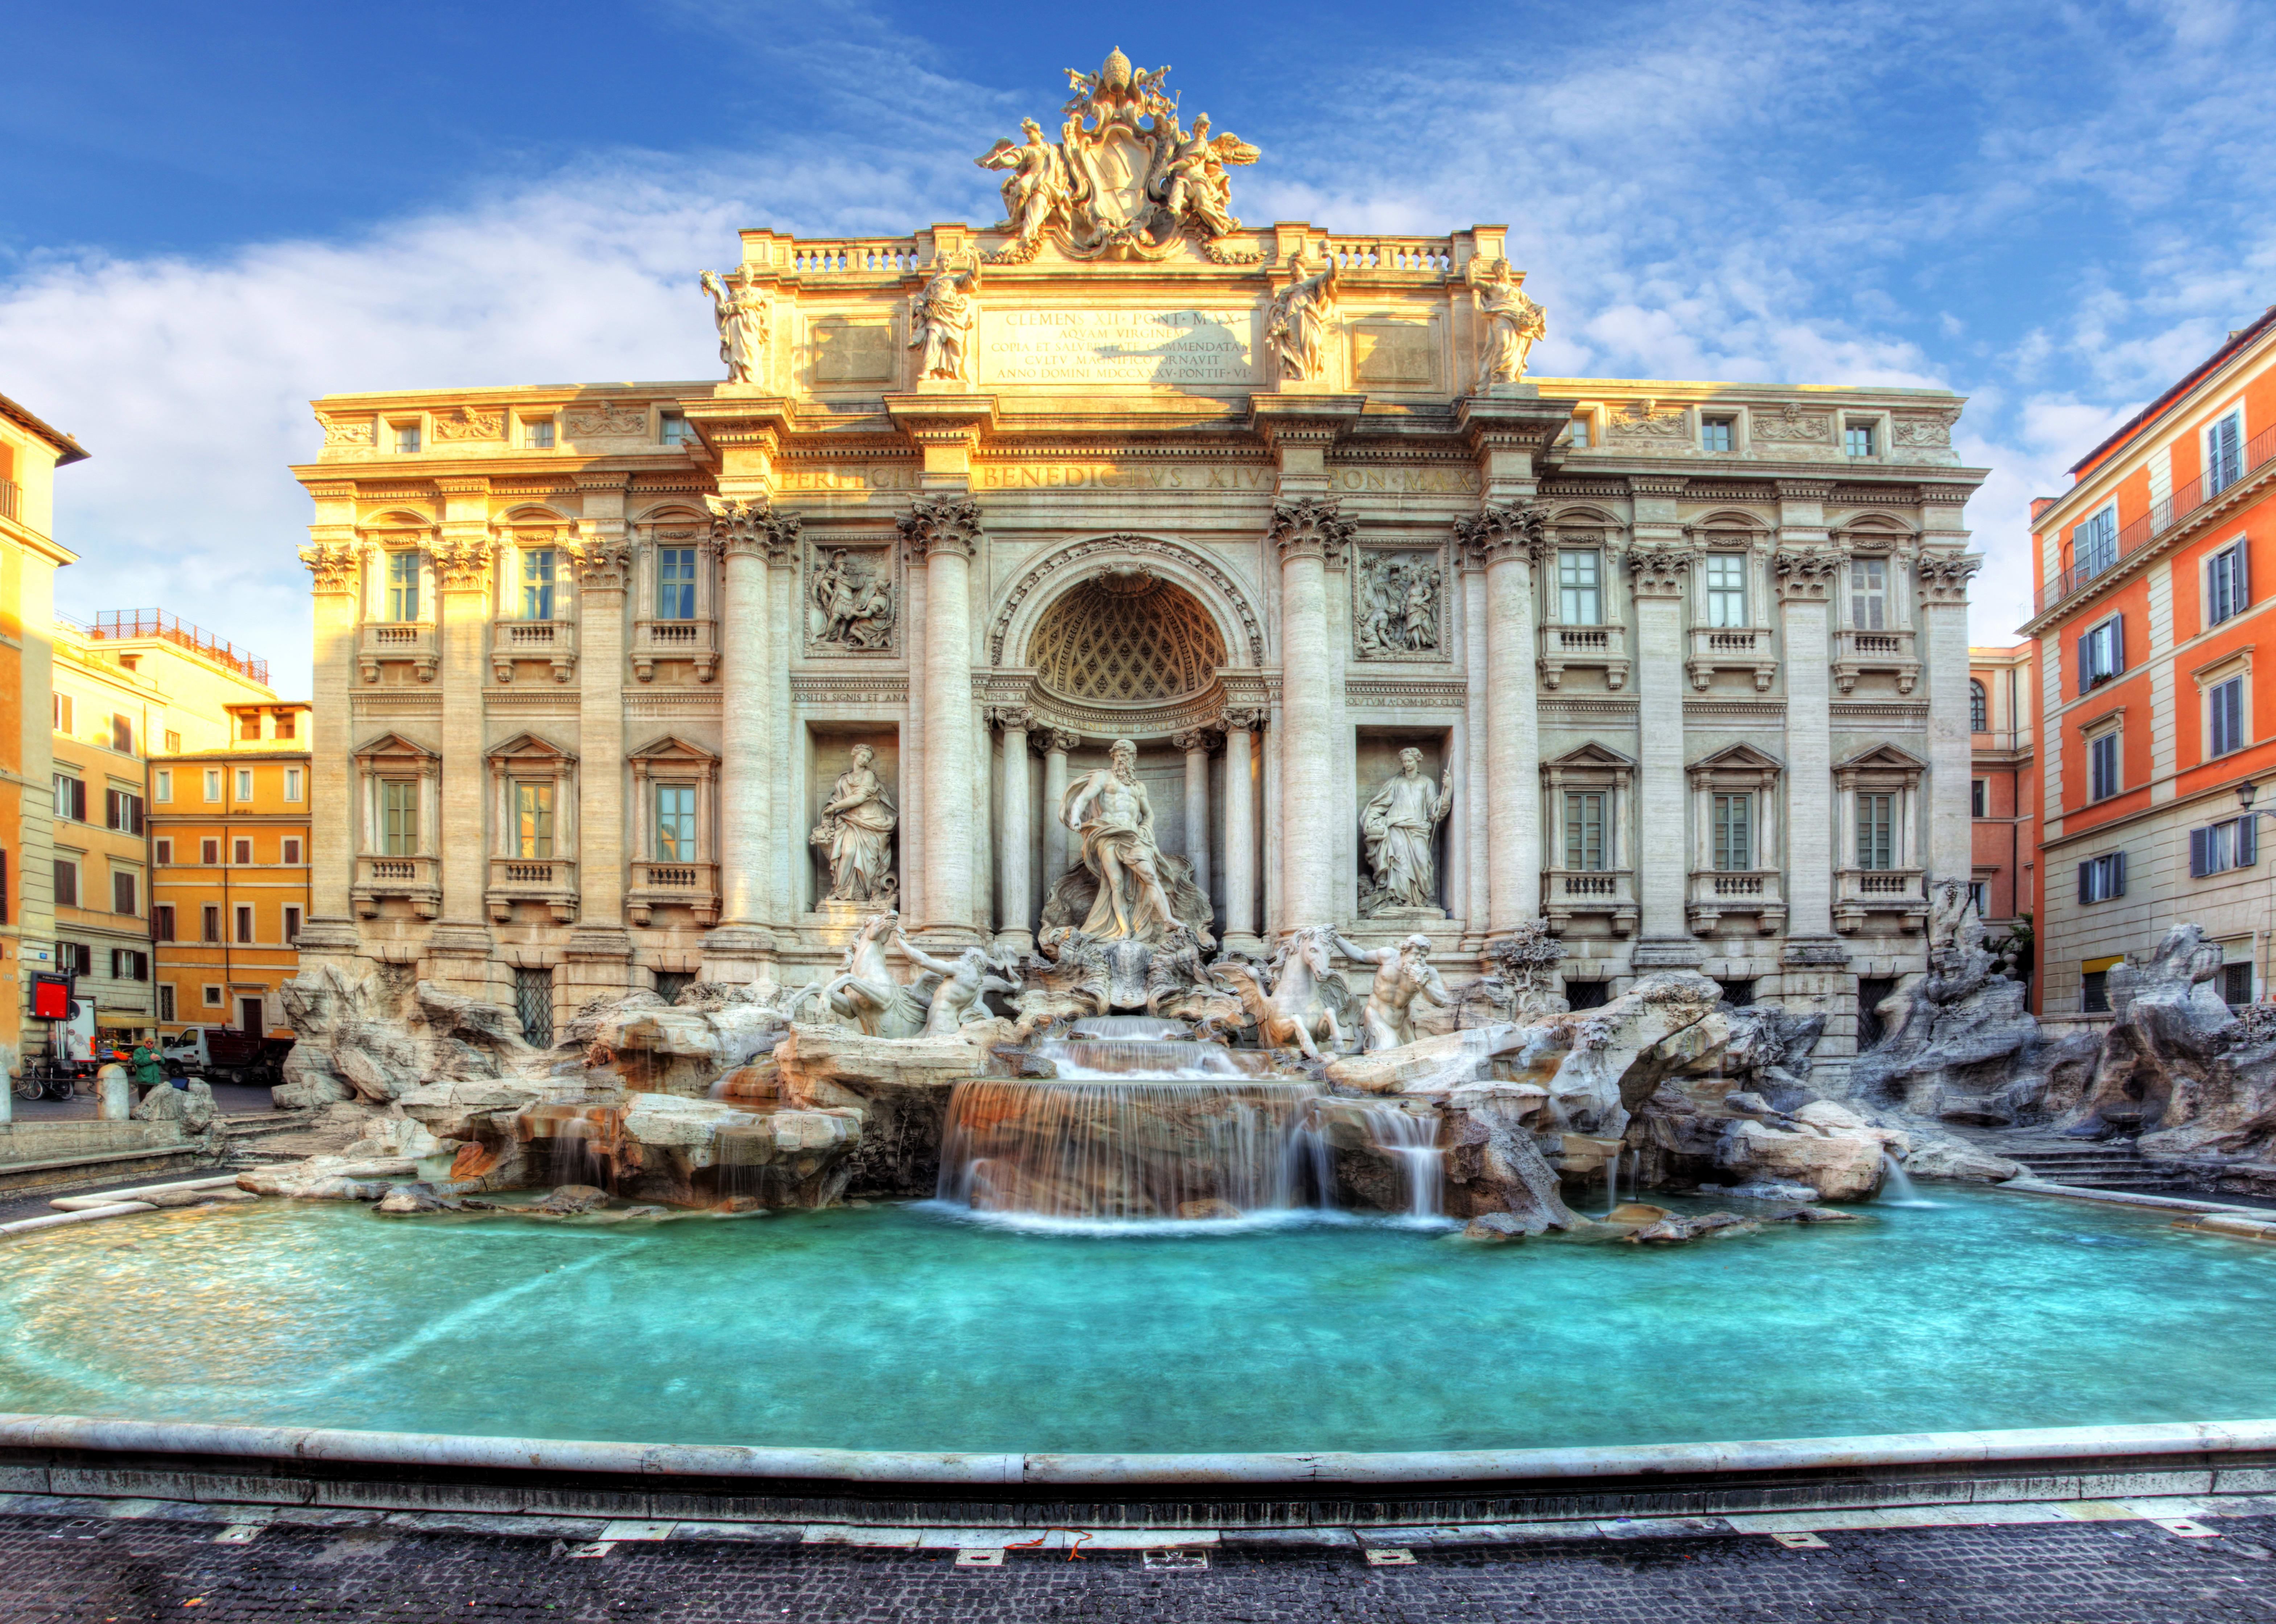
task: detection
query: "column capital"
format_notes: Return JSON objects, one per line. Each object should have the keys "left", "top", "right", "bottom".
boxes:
{"left": 707, "top": 494, "right": 801, "bottom": 561}
{"left": 1219, "top": 707, "right": 1265, "bottom": 735}
{"left": 987, "top": 704, "right": 1033, "bottom": 733}
{"left": 573, "top": 541, "right": 635, "bottom": 593}
{"left": 1627, "top": 545, "right": 1693, "bottom": 598}
{"left": 1915, "top": 550, "right": 1982, "bottom": 607}
{"left": 1773, "top": 546, "right": 1841, "bottom": 602}
{"left": 431, "top": 536, "right": 493, "bottom": 593}
{"left": 1268, "top": 496, "right": 1355, "bottom": 563}
{"left": 1454, "top": 500, "right": 1547, "bottom": 567}
{"left": 299, "top": 540, "right": 364, "bottom": 595}
{"left": 1172, "top": 728, "right": 1217, "bottom": 753}
{"left": 898, "top": 493, "right": 982, "bottom": 561}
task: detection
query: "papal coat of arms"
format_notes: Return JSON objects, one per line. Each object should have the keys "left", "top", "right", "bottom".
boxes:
{"left": 976, "top": 48, "right": 1261, "bottom": 263}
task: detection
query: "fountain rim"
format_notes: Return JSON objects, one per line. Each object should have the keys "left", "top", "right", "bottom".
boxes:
{"left": 1, "top": 1411, "right": 2270, "bottom": 1487}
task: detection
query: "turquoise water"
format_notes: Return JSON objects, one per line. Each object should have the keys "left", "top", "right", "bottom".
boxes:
{"left": 2, "top": 1188, "right": 2273, "bottom": 1455}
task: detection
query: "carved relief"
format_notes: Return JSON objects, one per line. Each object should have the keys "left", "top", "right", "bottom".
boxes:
{"left": 701, "top": 270, "right": 770, "bottom": 385}
{"left": 1469, "top": 259, "right": 1546, "bottom": 390}
{"left": 1605, "top": 400, "right": 1688, "bottom": 440}
{"left": 319, "top": 416, "right": 375, "bottom": 448}
{"left": 564, "top": 401, "right": 652, "bottom": 439}
{"left": 1893, "top": 410, "right": 1960, "bottom": 449}
{"left": 975, "top": 51, "right": 1259, "bottom": 264}
{"left": 1266, "top": 254, "right": 1340, "bottom": 381}
{"left": 1354, "top": 549, "right": 1445, "bottom": 659}
{"left": 1627, "top": 546, "right": 1693, "bottom": 597}
{"left": 430, "top": 406, "right": 504, "bottom": 443}
{"left": 806, "top": 544, "right": 898, "bottom": 653}
{"left": 1751, "top": 402, "right": 1832, "bottom": 443}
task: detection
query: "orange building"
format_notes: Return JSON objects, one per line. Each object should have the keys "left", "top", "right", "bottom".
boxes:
{"left": 1968, "top": 643, "right": 2039, "bottom": 1004}
{"left": 151, "top": 701, "right": 312, "bottom": 1038}
{"left": 2023, "top": 306, "right": 2276, "bottom": 1015}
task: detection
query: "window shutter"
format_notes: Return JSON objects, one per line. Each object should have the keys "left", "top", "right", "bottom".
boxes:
{"left": 70, "top": 779, "right": 86, "bottom": 822}
{"left": 1, "top": 848, "right": 9, "bottom": 926}
{"left": 2239, "top": 545, "right": 2252, "bottom": 610}
{"left": 2078, "top": 861, "right": 2092, "bottom": 903}
{"left": 2113, "top": 617, "right": 2125, "bottom": 673}
{"left": 2079, "top": 633, "right": 2093, "bottom": 695}
{"left": 2244, "top": 816, "right": 2260, "bottom": 867}
{"left": 2113, "top": 850, "right": 2128, "bottom": 896}
{"left": 2192, "top": 827, "right": 2210, "bottom": 877}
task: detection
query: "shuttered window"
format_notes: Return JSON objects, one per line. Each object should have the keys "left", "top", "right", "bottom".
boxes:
{"left": 1855, "top": 793, "right": 1894, "bottom": 870}
{"left": 1713, "top": 794, "right": 1753, "bottom": 871}
{"left": 2209, "top": 542, "right": 2249, "bottom": 626}
{"left": 381, "top": 780, "right": 420, "bottom": 855}
{"left": 2075, "top": 505, "right": 2118, "bottom": 577}
{"left": 2208, "top": 410, "right": 2245, "bottom": 495}
{"left": 2078, "top": 852, "right": 2127, "bottom": 902}
{"left": 2089, "top": 732, "right": 2120, "bottom": 801}
{"left": 2210, "top": 675, "right": 2247, "bottom": 757}
{"left": 2190, "top": 816, "right": 2259, "bottom": 877}
{"left": 1564, "top": 792, "right": 1606, "bottom": 871}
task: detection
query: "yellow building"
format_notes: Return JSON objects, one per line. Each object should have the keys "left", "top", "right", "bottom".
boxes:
{"left": 150, "top": 700, "right": 312, "bottom": 1037}
{"left": 0, "top": 391, "right": 85, "bottom": 1078}
{"left": 53, "top": 613, "right": 288, "bottom": 1046}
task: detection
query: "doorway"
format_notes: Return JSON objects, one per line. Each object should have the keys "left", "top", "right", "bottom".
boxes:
{"left": 238, "top": 996, "right": 265, "bottom": 1035}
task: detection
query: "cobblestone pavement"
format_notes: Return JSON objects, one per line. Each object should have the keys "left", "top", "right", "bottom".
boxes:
{"left": 4, "top": 1511, "right": 2276, "bottom": 1623}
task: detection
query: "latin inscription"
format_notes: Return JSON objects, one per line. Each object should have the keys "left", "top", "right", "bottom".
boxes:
{"left": 979, "top": 309, "right": 1253, "bottom": 387}
{"left": 775, "top": 463, "right": 1482, "bottom": 495}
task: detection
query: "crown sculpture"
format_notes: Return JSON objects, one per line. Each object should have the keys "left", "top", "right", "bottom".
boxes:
{"left": 976, "top": 47, "right": 1262, "bottom": 264}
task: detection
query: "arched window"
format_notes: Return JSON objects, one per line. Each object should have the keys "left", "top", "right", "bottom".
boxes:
{"left": 1969, "top": 680, "right": 1988, "bottom": 734}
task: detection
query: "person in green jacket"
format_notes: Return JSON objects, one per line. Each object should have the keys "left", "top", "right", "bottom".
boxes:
{"left": 130, "top": 1040, "right": 168, "bottom": 1090}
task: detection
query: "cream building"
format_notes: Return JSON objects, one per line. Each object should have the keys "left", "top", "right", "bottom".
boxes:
{"left": 290, "top": 55, "right": 1984, "bottom": 1066}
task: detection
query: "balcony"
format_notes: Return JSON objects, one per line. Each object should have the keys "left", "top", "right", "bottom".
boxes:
{"left": 1832, "top": 627, "right": 1920, "bottom": 695}
{"left": 631, "top": 617, "right": 717, "bottom": 683}
{"left": 1538, "top": 623, "right": 1631, "bottom": 691}
{"left": 628, "top": 859, "right": 720, "bottom": 927}
{"left": 1834, "top": 867, "right": 1927, "bottom": 934}
{"left": 1687, "top": 869, "right": 1786, "bottom": 936}
{"left": 1686, "top": 626, "right": 1776, "bottom": 691}
{"left": 2037, "top": 419, "right": 2276, "bottom": 612}
{"left": 492, "top": 619, "right": 576, "bottom": 684}
{"left": 486, "top": 856, "right": 578, "bottom": 924}
{"left": 359, "top": 621, "right": 438, "bottom": 684}
{"left": 353, "top": 854, "right": 440, "bottom": 919}
{"left": 1541, "top": 868, "right": 1638, "bottom": 936}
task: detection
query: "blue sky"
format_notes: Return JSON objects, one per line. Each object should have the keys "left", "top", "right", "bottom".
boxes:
{"left": 6, "top": 0, "right": 2272, "bottom": 695}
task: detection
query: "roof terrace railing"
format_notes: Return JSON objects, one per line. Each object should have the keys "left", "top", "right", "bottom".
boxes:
{"left": 86, "top": 609, "right": 270, "bottom": 686}
{"left": 2040, "top": 420, "right": 2276, "bottom": 612}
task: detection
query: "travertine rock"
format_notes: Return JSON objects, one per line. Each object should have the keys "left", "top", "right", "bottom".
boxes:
{"left": 132, "top": 1080, "right": 216, "bottom": 1133}
{"left": 1901, "top": 1140, "right": 2023, "bottom": 1182}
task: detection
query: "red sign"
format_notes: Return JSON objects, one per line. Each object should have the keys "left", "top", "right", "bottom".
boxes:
{"left": 30, "top": 975, "right": 71, "bottom": 1020}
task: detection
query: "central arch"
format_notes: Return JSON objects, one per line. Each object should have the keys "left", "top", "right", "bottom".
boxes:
{"left": 988, "top": 532, "right": 1266, "bottom": 671}
{"left": 1027, "top": 573, "right": 1227, "bottom": 703}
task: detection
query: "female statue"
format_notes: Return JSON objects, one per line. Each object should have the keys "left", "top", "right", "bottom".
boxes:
{"left": 812, "top": 744, "right": 898, "bottom": 902}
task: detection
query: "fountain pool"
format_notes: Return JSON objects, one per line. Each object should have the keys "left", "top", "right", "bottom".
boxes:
{"left": 3, "top": 1187, "right": 2274, "bottom": 1457}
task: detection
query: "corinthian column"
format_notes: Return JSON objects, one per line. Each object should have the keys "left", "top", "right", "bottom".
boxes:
{"left": 1040, "top": 730, "right": 1076, "bottom": 900}
{"left": 565, "top": 527, "right": 633, "bottom": 996}
{"left": 1456, "top": 503, "right": 1545, "bottom": 937}
{"left": 1627, "top": 537, "right": 1693, "bottom": 951}
{"left": 1271, "top": 499, "right": 1354, "bottom": 932}
{"left": 1219, "top": 708, "right": 1263, "bottom": 954}
{"left": 706, "top": 497, "right": 797, "bottom": 978}
{"left": 1174, "top": 728, "right": 1213, "bottom": 906}
{"left": 900, "top": 495, "right": 983, "bottom": 944}
{"left": 425, "top": 488, "right": 501, "bottom": 1003}
{"left": 992, "top": 706, "right": 1033, "bottom": 952}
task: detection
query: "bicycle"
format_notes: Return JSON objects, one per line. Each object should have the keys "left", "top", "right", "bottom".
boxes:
{"left": 13, "top": 1061, "right": 75, "bottom": 1102}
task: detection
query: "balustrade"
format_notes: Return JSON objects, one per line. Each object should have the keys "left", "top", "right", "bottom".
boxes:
{"left": 357, "top": 621, "right": 438, "bottom": 684}
{"left": 1685, "top": 869, "right": 1787, "bottom": 936}
{"left": 1540, "top": 867, "right": 1638, "bottom": 936}
{"left": 631, "top": 617, "right": 718, "bottom": 683}
{"left": 1832, "top": 866, "right": 1928, "bottom": 934}
{"left": 352, "top": 854, "right": 440, "bottom": 919}
{"left": 1685, "top": 625, "right": 1777, "bottom": 691}
{"left": 492, "top": 619, "right": 577, "bottom": 684}
{"left": 486, "top": 856, "right": 579, "bottom": 924}
{"left": 628, "top": 859, "right": 720, "bottom": 928}
{"left": 1537, "top": 622, "right": 1631, "bottom": 690}
{"left": 1831, "top": 626, "right": 1920, "bottom": 694}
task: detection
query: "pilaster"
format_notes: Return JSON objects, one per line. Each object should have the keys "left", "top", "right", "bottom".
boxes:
{"left": 1456, "top": 501, "right": 1546, "bottom": 941}
{"left": 1219, "top": 708, "right": 1263, "bottom": 954}
{"left": 565, "top": 509, "right": 634, "bottom": 993}
{"left": 1917, "top": 550, "right": 1983, "bottom": 894}
{"left": 707, "top": 495, "right": 800, "bottom": 977}
{"left": 901, "top": 493, "right": 983, "bottom": 945}
{"left": 1626, "top": 475, "right": 1695, "bottom": 962}
{"left": 1268, "top": 496, "right": 1352, "bottom": 931}
{"left": 429, "top": 477, "right": 496, "bottom": 994}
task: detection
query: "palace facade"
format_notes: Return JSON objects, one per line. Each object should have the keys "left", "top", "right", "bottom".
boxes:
{"left": 291, "top": 60, "right": 1986, "bottom": 1069}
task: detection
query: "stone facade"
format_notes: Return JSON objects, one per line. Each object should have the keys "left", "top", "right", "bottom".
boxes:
{"left": 290, "top": 67, "right": 1986, "bottom": 1073}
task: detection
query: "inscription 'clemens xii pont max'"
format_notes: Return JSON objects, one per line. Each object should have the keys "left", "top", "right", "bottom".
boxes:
{"left": 979, "top": 309, "right": 1253, "bottom": 386}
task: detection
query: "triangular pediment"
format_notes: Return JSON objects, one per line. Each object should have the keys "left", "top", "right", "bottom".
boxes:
{"left": 1690, "top": 741, "right": 1784, "bottom": 772}
{"left": 1836, "top": 741, "right": 1926, "bottom": 772}
{"left": 628, "top": 733, "right": 718, "bottom": 764}
{"left": 1546, "top": 740, "right": 1637, "bottom": 770}
{"left": 486, "top": 730, "right": 577, "bottom": 765}
{"left": 351, "top": 730, "right": 437, "bottom": 763}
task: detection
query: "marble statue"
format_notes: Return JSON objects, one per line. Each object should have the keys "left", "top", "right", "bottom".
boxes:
{"left": 811, "top": 550, "right": 895, "bottom": 651}
{"left": 794, "top": 909, "right": 927, "bottom": 1037}
{"left": 1061, "top": 737, "right": 1180, "bottom": 943}
{"left": 811, "top": 744, "right": 898, "bottom": 902}
{"left": 1267, "top": 254, "right": 1339, "bottom": 381}
{"left": 910, "top": 261, "right": 980, "bottom": 383}
{"left": 894, "top": 930, "right": 1021, "bottom": 1037}
{"left": 976, "top": 119, "right": 1071, "bottom": 250}
{"left": 1158, "top": 114, "right": 1249, "bottom": 238}
{"left": 1359, "top": 749, "right": 1453, "bottom": 914}
{"left": 700, "top": 269, "right": 769, "bottom": 385}
{"left": 1334, "top": 932, "right": 1451, "bottom": 1050}
{"left": 1470, "top": 259, "right": 1545, "bottom": 390}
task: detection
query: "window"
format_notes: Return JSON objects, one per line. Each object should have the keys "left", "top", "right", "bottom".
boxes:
{"left": 235, "top": 905, "right": 254, "bottom": 944}
{"left": 1855, "top": 792, "right": 1895, "bottom": 869}
{"left": 200, "top": 905, "right": 221, "bottom": 943}
{"left": 1557, "top": 549, "right": 1601, "bottom": 625}
{"left": 1567, "top": 416, "right": 1591, "bottom": 449}
{"left": 1564, "top": 978, "right": 1609, "bottom": 1010}
{"left": 235, "top": 769, "right": 253, "bottom": 802}
{"left": 285, "top": 767, "right": 303, "bottom": 802}
{"left": 158, "top": 984, "right": 176, "bottom": 1023}
{"left": 203, "top": 984, "right": 223, "bottom": 1008}
{"left": 1849, "top": 558, "right": 1887, "bottom": 630}
{"left": 51, "top": 774, "right": 85, "bottom": 822}
{"left": 273, "top": 712, "right": 295, "bottom": 740}
{"left": 58, "top": 943, "right": 91, "bottom": 976}
{"left": 520, "top": 548, "right": 556, "bottom": 620}
{"left": 2211, "top": 674, "right": 2248, "bottom": 757}
{"left": 52, "top": 859, "right": 77, "bottom": 908}
{"left": 385, "top": 551, "right": 421, "bottom": 622}
{"left": 1969, "top": 880, "right": 1990, "bottom": 917}
{"left": 1563, "top": 791, "right": 1606, "bottom": 871}
{"left": 203, "top": 769, "right": 221, "bottom": 803}
{"left": 515, "top": 966, "right": 554, "bottom": 1047}
{"left": 2079, "top": 851, "right": 2127, "bottom": 903}
{"left": 2207, "top": 409, "right": 2244, "bottom": 496}
{"left": 2224, "top": 962, "right": 2255, "bottom": 1007}
{"left": 1713, "top": 793, "right": 1753, "bottom": 871}
{"left": 2079, "top": 616, "right": 2124, "bottom": 691}
{"left": 2192, "top": 815, "right": 2259, "bottom": 877}
{"left": 105, "top": 789, "right": 144, "bottom": 834}
{"left": 2089, "top": 731, "right": 2120, "bottom": 801}
{"left": 1715, "top": 979, "right": 1756, "bottom": 1007}
{"left": 660, "top": 411, "right": 695, "bottom": 447}
{"left": 1845, "top": 421, "right": 1877, "bottom": 457}
{"left": 1969, "top": 679, "right": 1988, "bottom": 733}
{"left": 1700, "top": 416, "right": 1735, "bottom": 453}
{"left": 198, "top": 838, "right": 219, "bottom": 864}
{"left": 2075, "top": 504, "right": 2118, "bottom": 578}
{"left": 284, "top": 906, "right": 302, "bottom": 943}
{"left": 110, "top": 714, "right": 132, "bottom": 754}
{"left": 2209, "top": 542, "right": 2250, "bottom": 626}
{"left": 154, "top": 904, "right": 175, "bottom": 942}
{"left": 282, "top": 838, "right": 303, "bottom": 864}
{"left": 1970, "top": 778, "right": 1988, "bottom": 818}
{"left": 239, "top": 712, "right": 261, "bottom": 740}
{"left": 393, "top": 422, "right": 421, "bottom": 454}
{"left": 513, "top": 781, "right": 555, "bottom": 859}
{"left": 163, "top": 729, "right": 181, "bottom": 753}
{"left": 51, "top": 693, "right": 72, "bottom": 735}
{"left": 382, "top": 779, "right": 421, "bottom": 855}
{"left": 155, "top": 838, "right": 173, "bottom": 865}
{"left": 111, "top": 869, "right": 136, "bottom": 917}
{"left": 657, "top": 547, "right": 698, "bottom": 620}
{"left": 524, "top": 418, "right": 554, "bottom": 450}
{"left": 654, "top": 784, "right": 697, "bottom": 861}
{"left": 233, "top": 838, "right": 252, "bottom": 865}
{"left": 154, "top": 769, "right": 172, "bottom": 803}
{"left": 1704, "top": 554, "right": 1747, "bottom": 627}
{"left": 110, "top": 949, "right": 148, "bottom": 982}
{"left": 2082, "top": 969, "right": 2110, "bottom": 1013}
{"left": 1856, "top": 976, "right": 1898, "bottom": 1049}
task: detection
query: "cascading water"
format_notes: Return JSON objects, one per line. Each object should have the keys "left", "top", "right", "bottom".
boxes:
{"left": 513, "top": 1103, "right": 625, "bottom": 1190}
{"left": 1877, "top": 1150, "right": 1938, "bottom": 1208}
{"left": 1348, "top": 1103, "right": 1444, "bottom": 1220}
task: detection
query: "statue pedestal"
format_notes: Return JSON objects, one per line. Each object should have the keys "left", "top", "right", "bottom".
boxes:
{"left": 1356, "top": 905, "right": 1451, "bottom": 938}
{"left": 700, "top": 924, "right": 778, "bottom": 987}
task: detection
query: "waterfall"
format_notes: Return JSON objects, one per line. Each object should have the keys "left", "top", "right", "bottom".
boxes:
{"left": 1351, "top": 1103, "right": 1444, "bottom": 1220}
{"left": 1877, "top": 1151, "right": 1937, "bottom": 1207}
{"left": 513, "top": 1103, "right": 625, "bottom": 1190}
{"left": 1033, "top": 1038, "right": 1267, "bottom": 1080}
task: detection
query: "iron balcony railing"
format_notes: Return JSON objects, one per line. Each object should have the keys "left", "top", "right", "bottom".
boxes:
{"left": 2041, "top": 420, "right": 2276, "bottom": 611}
{"left": 86, "top": 609, "right": 270, "bottom": 685}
